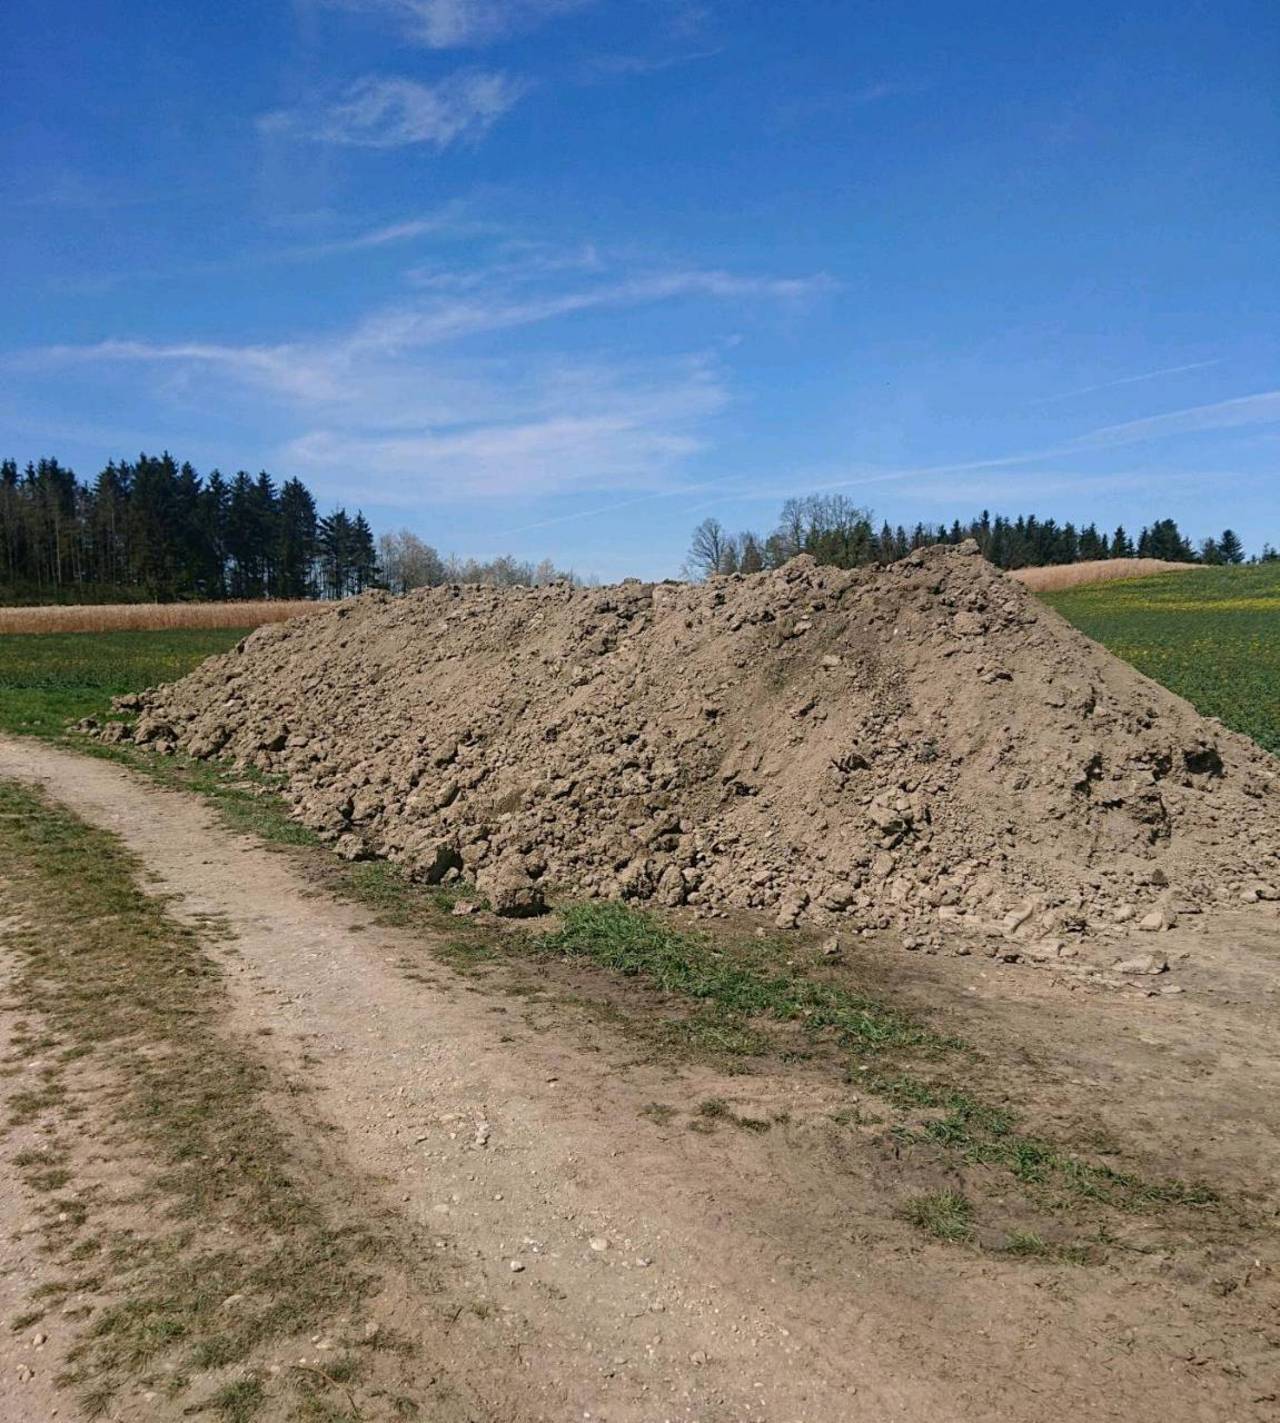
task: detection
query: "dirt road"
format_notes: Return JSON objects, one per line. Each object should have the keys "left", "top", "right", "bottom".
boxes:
{"left": 2, "top": 737, "right": 1278, "bottom": 1422}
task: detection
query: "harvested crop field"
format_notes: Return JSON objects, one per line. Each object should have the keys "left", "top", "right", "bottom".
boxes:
{"left": 0, "top": 599, "right": 320, "bottom": 635}
{"left": 89, "top": 542, "right": 1280, "bottom": 976}
{"left": 1008, "top": 558, "right": 1206, "bottom": 591}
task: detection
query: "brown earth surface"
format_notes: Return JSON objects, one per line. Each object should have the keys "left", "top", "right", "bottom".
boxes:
{"left": 92, "top": 544, "right": 1279, "bottom": 974}
{"left": 2, "top": 738, "right": 1279, "bottom": 1422}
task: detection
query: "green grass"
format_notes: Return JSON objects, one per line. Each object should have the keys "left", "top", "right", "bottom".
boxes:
{"left": 534, "top": 905, "right": 1216, "bottom": 1214}
{"left": 903, "top": 1190, "right": 974, "bottom": 1243}
{"left": 0, "top": 628, "right": 246, "bottom": 736}
{"left": 537, "top": 902, "right": 944, "bottom": 1052}
{"left": 1042, "top": 563, "right": 1280, "bottom": 755}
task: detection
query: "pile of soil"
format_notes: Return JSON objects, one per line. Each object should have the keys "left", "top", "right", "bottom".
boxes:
{"left": 90, "top": 543, "right": 1280, "bottom": 962}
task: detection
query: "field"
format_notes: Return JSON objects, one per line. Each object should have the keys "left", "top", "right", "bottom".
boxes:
{"left": 1009, "top": 558, "right": 1206, "bottom": 592}
{"left": 1042, "top": 562, "right": 1280, "bottom": 754}
{"left": 0, "top": 627, "right": 246, "bottom": 736}
{"left": 0, "top": 598, "right": 320, "bottom": 634}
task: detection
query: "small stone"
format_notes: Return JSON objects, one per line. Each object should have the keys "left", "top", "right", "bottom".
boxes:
{"left": 1002, "top": 903, "right": 1034, "bottom": 936}
{"left": 588, "top": 1236, "right": 610, "bottom": 1252}
{"left": 1113, "top": 952, "right": 1168, "bottom": 976}
{"left": 509, "top": 1260, "right": 525, "bottom": 1273}
{"left": 32, "top": 1333, "right": 47, "bottom": 1347}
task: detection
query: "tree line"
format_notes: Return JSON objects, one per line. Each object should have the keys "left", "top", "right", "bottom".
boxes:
{"left": 687, "top": 495, "right": 1273, "bottom": 578}
{"left": 0, "top": 454, "right": 379, "bottom": 603}
{"left": 0, "top": 453, "right": 583, "bottom": 605}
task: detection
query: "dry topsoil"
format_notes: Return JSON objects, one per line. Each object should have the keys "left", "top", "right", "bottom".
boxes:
{"left": 89, "top": 542, "right": 1280, "bottom": 965}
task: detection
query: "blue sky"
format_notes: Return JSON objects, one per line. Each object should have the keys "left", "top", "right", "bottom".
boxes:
{"left": 2, "top": 0, "right": 1277, "bottom": 578}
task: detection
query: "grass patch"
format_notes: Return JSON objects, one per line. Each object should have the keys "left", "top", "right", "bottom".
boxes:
{"left": 208, "top": 1376, "right": 268, "bottom": 1422}
{"left": 1002, "top": 1230, "right": 1091, "bottom": 1264}
{"left": 0, "top": 777, "right": 391, "bottom": 1417}
{"left": 525, "top": 906, "right": 1217, "bottom": 1216}
{"left": 903, "top": 1190, "right": 974, "bottom": 1243}
{"left": 873, "top": 1073, "right": 1216, "bottom": 1212}
{"left": 536, "top": 902, "right": 944, "bottom": 1052}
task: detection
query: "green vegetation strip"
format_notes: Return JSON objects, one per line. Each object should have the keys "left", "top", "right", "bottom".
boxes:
{"left": 0, "top": 778, "right": 399, "bottom": 1420}
{"left": 0, "top": 628, "right": 246, "bottom": 737}
{"left": 538, "top": 902, "right": 941, "bottom": 1051}
{"left": 1043, "top": 562, "right": 1280, "bottom": 755}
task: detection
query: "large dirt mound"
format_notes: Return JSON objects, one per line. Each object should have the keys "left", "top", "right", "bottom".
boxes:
{"left": 96, "top": 542, "right": 1280, "bottom": 961}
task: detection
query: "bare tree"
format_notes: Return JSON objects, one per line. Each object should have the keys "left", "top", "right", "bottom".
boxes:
{"left": 378, "top": 529, "right": 444, "bottom": 593}
{"left": 687, "top": 517, "right": 731, "bottom": 579}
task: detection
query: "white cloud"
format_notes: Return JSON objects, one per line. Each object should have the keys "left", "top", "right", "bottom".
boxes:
{"left": 259, "top": 72, "right": 526, "bottom": 149}
{"left": 282, "top": 373, "right": 725, "bottom": 501}
{"left": 321, "top": 0, "right": 591, "bottom": 48}
{"left": 23, "top": 242, "right": 836, "bottom": 503}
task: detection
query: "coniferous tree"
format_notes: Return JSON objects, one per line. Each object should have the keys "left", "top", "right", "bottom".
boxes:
{"left": 276, "top": 478, "right": 318, "bottom": 598}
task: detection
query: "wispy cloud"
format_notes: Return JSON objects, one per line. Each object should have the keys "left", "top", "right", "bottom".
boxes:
{"left": 26, "top": 254, "right": 824, "bottom": 505}
{"left": 19, "top": 232, "right": 835, "bottom": 504}
{"left": 289, "top": 206, "right": 500, "bottom": 259}
{"left": 776, "top": 78, "right": 925, "bottom": 126}
{"left": 281, "top": 362, "right": 726, "bottom": 501}
{"left": 259, "top": 72, "right": 526, "bottom": 149}
{"left": 1078, "top": 388, "right": 1280, "bottom": 446}
{"left": 386, "top": 266, "right": 834, "bottom": 342}
{"left": 582, "top": 47, "right": 722, "bottom": 79}
{"left": 319, "top": 0, "right": 592, "bottom": 48}
{"left": 31, "top": 257, "right": 828, "bottom": 401}
{"left": 1032, "top": 359, "right": 1222, "bottom": 405}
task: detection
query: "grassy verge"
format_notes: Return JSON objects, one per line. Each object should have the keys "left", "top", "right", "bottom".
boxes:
{"left": 0, "top": 778, "right": 433, "bottom": 1420}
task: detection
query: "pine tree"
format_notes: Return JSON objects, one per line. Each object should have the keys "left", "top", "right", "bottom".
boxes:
{"left": 350, "top": 512, "right": 380, "bottom": 592}
{"left": 276, "top": 478, "right": 318, "bottom": 597}
{"left": 317, "top": 510, "right": 353, "bottom": 599}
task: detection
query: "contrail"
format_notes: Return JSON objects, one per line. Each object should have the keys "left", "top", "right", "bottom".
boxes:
{"left": 1032, "top": 358, "right": 1221, "bottom": 405}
